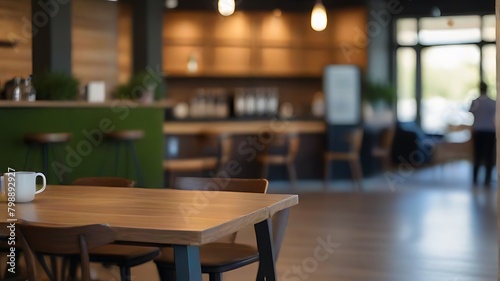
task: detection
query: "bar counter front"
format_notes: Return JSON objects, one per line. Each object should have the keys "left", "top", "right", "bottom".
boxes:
{"left": 0, "top": 101, "right": 169, "bottom": 187}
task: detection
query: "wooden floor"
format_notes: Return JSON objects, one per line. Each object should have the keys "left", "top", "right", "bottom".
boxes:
{"left": 26, "top": 162, "right": 500, "bottom": 281}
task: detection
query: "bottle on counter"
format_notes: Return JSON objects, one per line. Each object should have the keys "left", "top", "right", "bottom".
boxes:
{"left": 255, "top": 88, "right": 266, "bottom": 116}
{"left": 12, "top": 77, "right": 23, "bottom": 101}
{"left": 244, "top": 89, "right": 256, "bottom": 116}
{"left": 234, "top": 88, "right": 245, "bottom": 117}
{"left": 24, "top": 76, "right": 36, "bottom": 101}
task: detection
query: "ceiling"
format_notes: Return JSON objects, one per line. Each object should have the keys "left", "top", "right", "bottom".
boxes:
{"left": 170, "top": 0, "right": 495, "bottom": 16}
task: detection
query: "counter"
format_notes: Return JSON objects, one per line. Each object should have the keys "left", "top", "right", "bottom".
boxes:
{"left": 163, "top": 119, "right": 326, "bottom": 135}
{"left": 0, "top": 100, "right": 171, "bottom": 187}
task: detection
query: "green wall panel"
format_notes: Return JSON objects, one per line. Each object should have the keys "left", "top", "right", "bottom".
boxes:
{"left": 0, "top": 107, "right": 164, "bottom": 188}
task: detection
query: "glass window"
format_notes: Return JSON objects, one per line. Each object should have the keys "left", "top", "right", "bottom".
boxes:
{"left": 482, "top": 14, "right": 496, "bottom": 42}
{"left": 482, "top": 44, "right": 496, "bottom": 98}
{"left": 421, "top": 45, "right": 479, "bottom": 134}
{"left": 419, "top": 16, "right": 481, "bottom": 44}
{"left": 397, "top": 18, "right": 418, "bottom": 45}
{"left": 397, "top": 48, "right": 416, "bottom": 122}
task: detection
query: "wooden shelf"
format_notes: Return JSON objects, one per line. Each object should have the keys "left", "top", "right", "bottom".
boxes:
{"left": 0, "top": 99, "right": 175, "bottom": 108}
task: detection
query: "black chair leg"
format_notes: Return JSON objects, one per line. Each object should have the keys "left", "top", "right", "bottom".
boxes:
{"left": 209, "top": 272, "right": 222, "bottom": 281}
{"left": 120, "top": 266, "right": 132, "bottom": 281}
{"left": 156, "top": 264, "right": 176, "bottom": 281}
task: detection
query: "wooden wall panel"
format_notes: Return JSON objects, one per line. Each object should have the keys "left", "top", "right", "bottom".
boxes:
{"left": 212, "top": 47, "right": 252, "bottom": 75}
{"left": 72, "top": 0, "right": 118, "bottom": 96}
{"left": 0, "top": 0, "right": 32, "bottom": 84}
{"left": 117, "top": 3, "right": 131, "bottom": 84}
{"left": 155, "top": 8, "right": 367, "bottom": 77}
{"left": 212, "top": 12, "right": 253, "bottom": 42}
{"left": 163, "top": 46, "right": 204, "bottom": 74}
{"left": 0, "top": 0, "right": 119, "bottom": 96}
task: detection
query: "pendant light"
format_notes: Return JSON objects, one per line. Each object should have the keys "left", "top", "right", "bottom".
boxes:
{"left": 311, "top": 0, "right": 327, "bottom": 31}
{"left": 218, "top": 0, "right": 235, "bottom": 16}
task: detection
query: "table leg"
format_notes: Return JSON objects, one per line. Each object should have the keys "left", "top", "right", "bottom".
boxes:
{"left": 173, "top": 245, "right": 202, "bottom": 281}
{"left": 254, "top": 218, "right": 276, "bottom": 281}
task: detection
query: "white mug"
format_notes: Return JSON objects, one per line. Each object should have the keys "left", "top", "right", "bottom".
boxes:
{"left": 3, "top": 172, "right": 47, "bottom": 203}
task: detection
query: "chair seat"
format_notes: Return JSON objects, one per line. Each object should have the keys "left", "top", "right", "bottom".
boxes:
{"left": 155, "top": 243, "right": 259, "bottom": 272}
{"left": 89, "top": 245, "right": 160, "bottom": 266}
{"left": 163, "top": 158, "right": 218, "bottom": 171}
{"left": 258, "top": 155, "right": 289, "bottom": 165}
{"left": 24, "top": 132, "right": 72, "bottom": 144}
{"left": 372, "top": 147, "right": 389, "bottom": 157}
{"left": 325, "top": 152, "right": 358, "bottom": 161}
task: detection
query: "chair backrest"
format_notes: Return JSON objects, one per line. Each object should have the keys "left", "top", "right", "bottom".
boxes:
{"left": 348, "top": 128, "right": 364, "bottom": 154}
{"left": 174, "top": 177, "right": 269, "bottom": 243}
{"left": 174, "top": 176, "right": 268, "bottom": 194}
{"left": 218, "top": 133, "right": 233, "bottom": 168}
{"left": 71, "top": 177, "right": 135, "bottom": 187}
{"left": 378, "top": 125, "right": 396, "bottom": 152}
{"left": 18, "top": 222, "right": 115, "bottom": 281}
{"left": 263, "top": 132, "right": 300, "bottom": 162}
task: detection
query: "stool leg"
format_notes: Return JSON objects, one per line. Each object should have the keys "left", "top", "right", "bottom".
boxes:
{"left": 128, "top": 141, "right": 144, "bottom": 186}
{"left": 24, "top": 145, "right": 33, "bottom": 170}
{"left": 115, "top": 141, "right": 121, "bottom": 177}
{"left": 42, "top": 144, "right": 49, "bottom": 176}
{"left": 52, "top": 143, "right": 69, "bottom": 184}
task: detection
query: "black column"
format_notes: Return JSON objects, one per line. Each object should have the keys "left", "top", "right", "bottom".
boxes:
{"left": 32, "top": 0, "right": 72, "bottom": 76}
{"left": 131, "top": 0, "right": 163, "bottom": 73}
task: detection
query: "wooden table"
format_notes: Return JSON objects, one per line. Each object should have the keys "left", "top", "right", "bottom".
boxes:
{"left": 0, "top": 185, "right": 298, "bottom": 281}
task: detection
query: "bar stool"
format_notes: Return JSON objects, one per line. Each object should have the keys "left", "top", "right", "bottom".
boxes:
{"left": 257, "top": 132, "right": 300, "bottom": 189}
{"left": 324, "top": 128, "right": 364, "bottom": 191}
{"left": 24, "top": 132, "right": 72, "bottom": 183}
{"left": 104, "top": 130, "right": 144, "bottom": 186}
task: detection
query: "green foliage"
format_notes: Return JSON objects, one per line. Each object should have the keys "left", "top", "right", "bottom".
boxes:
{"left": 114, "top": 71, "right": 165, "bottom": 101}
{"left": 33, "top": 72, "right": 79, "bottom": 101}
{"left": 362, "top": 81, "right": 396, "bottom": 105}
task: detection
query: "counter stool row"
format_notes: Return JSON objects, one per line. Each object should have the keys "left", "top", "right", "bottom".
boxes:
{"left": 22, "top": 130, "right": 144, "bottom": 185}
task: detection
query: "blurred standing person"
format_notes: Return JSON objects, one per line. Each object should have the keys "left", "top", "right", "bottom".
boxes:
{"left": 469, "top": 82, "right": 496, "bottom": 186}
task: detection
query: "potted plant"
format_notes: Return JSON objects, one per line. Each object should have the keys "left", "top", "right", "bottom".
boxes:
{"left": 362, "top": 80, "right": 396, "bottom": 109}
{"left": 114, "top": 71, "right": 166, "bottom": 103}
{"left": 32, "top": 72, "right": 79, "bottom": 101}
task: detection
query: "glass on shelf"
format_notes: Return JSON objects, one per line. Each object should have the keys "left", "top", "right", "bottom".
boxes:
{"left": 12, "top": 77, "right": 23, "bottom": 101}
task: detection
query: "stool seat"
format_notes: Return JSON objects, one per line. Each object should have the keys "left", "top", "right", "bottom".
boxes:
{"left": 23, "top": 132, "right": 72, "bottom": 184}
{"left": 24, "top": 132, "right": 72, "bottom": 144}
{"left": 105, "top": 130, "right": 144, "bottom": 141}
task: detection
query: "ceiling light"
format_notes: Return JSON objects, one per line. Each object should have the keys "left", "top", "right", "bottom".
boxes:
{"left": 311, "top": 0, "right": 327, "bottom": 32}
{"left": 165, "top": 0, "right": 178, "bottom": 9}
{"left": 218, "top": 0, "right": 235, "bottom": 16}
{"left": 273, "top": 8, "right": 282, "bottom": 17}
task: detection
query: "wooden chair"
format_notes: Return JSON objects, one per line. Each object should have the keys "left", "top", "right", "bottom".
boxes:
{"left": 257, "top": 132, "right": 300, "bottom": 189}
{"left": 324, "top": 128, "right": 364, "bottom": 191}
{"left": 155, "top": 177, "right": 290, "bottom": 281}
{"left": 17, "top": 222, "right": 116, "bottom": 281}
{"left": 372, "top": 125, "right": 396, "bottom": 171}
{"left": 70, "top": 177, "right": 160, "bottom": 281}
{"left": 163, "top": 133, "right": 233, "bottom": 187}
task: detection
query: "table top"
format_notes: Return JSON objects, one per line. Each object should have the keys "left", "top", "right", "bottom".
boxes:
{"left": 0, "top": 185, "right": 298, "bottom": 246}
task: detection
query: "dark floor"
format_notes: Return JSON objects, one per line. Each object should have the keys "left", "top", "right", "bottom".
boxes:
{"left": 63, "top": 161, "right": 500, "bottom": 280}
